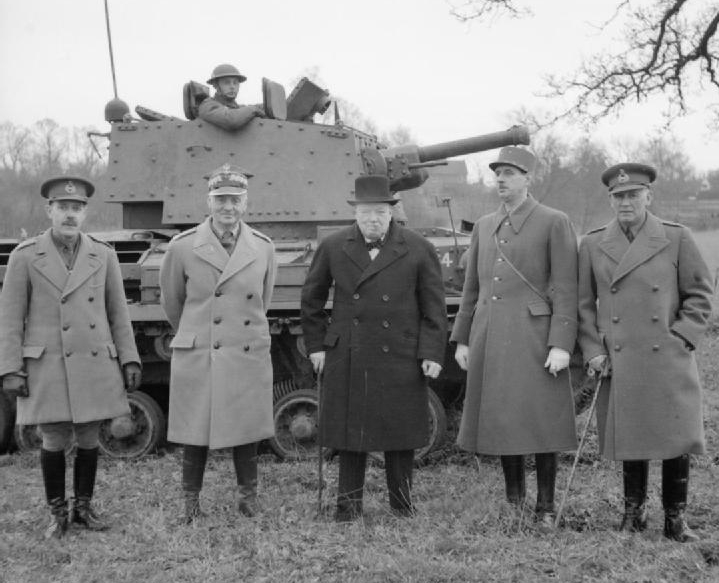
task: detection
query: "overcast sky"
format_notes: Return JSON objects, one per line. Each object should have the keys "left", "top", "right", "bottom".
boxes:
{"left": 1, "top": 0, "right": 716, "bottom": 175}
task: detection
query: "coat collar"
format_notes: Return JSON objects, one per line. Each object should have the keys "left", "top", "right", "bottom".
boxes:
{"left": 343, "top": 221, "right": 409, "bottom": 289}
{"left": 599, "top": 212, "right": 670, "bottom": 284}
{"left": 32, "top": 230, "right": 102, "bottom": 296}
{"left": 193, "top": 218, "right": 258, "bottom": 286}
{"left": 490, "top": 194, "right": 538, "bottom": 234}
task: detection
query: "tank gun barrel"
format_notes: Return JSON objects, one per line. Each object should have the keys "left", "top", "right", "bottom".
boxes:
{"left": 417, "top": 125, "right": 530, "bottom": 162}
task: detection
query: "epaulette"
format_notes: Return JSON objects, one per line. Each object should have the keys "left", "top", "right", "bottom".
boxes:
{"left": 14, "top": 237, "right": 37, "bottom": 251}
{"left": 87, "top": 234, "right": 113, "bottom": 248}
{"left": 171, "top": 227, "right": 197, "bottom": 241}
{"left": 585, "top": 225, "right": 607, "bottom": 235}
{"left": 251, "top": 228, "right": 272, "bottom": 244}
{"left": 661, "top": 220, "right": 683, "bottom": 228}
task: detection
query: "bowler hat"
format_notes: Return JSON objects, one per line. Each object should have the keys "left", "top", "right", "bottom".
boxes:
{"left": 601, "top": 163, "right": 657, "bottom": 194}
{"left": 207, "top": 163, "right": 253, "bottom": 195}
{"left": 40, "top": 176, "right": 94, "bottom": 203}
{"left": 489, "top": 146, "right": 536, "bottom": 174}
{"left": 347, "top": 175, "right": 399, "bottom": 206}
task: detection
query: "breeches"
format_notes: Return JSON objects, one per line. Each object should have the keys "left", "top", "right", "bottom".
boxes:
{"left": 39, "top": 421, "right": 101, "bottom": 451}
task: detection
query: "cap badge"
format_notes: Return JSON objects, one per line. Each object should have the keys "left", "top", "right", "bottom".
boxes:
{"left": 65, "top": 180, "right": 77, "bottom": 194}
{"left": 617, "top": 169, "right": 629, "bottom": 184}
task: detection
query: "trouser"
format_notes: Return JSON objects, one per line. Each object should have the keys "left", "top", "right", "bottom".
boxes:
{"left": 336, "top": 449, "right": 414, "bottom": 518}
{"left": 182, "top": 442, "right": 259, "bottom": 493}
{"left": 39, "top": 421, "right": 101, "bottom": 451}
{"left": 500, "top": 453, "right": 557, "bottom": 513}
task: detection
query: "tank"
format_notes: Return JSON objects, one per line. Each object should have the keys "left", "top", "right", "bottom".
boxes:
{"left": 1, "top": 77, "right": 559, "bottom": 460}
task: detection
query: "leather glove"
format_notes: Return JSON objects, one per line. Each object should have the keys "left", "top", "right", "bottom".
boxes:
{"left": 587, "top": 354, "right": 610, "bottom": 377}
{"left": 2, "top": 373, "right": 28, "bottom": 398}
{"left": 309, "top": 351, "right": 325, "bottom": 374}
{"left": 123, "top": 363, "right": 142, "bottom": 392}
{"left": 544, "top": 347, "right": 570, "bottom": 377}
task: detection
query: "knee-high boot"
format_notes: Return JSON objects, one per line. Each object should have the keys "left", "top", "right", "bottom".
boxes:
{"left": 500, "top": 455, "right": 526, "bottom": 507}
{"left": 72, "top": 447, "right": 108, "bottom": 530}
{"left": 40, "top": 448, "right": 68, "bottom": 539}
{"left": 182, "top": 445, "right": 208, "bottom": 524}
{"left": 233, "top": 442, "right": 259, "bottom": 517}
{"left": 535, "top": 453, "right": 557, "bottom": 525}
{"left": 662, "top": 455, "right": 699, "bottom": 542}
{"left": 619, "top": 460, "right": 648, "bottom": 532}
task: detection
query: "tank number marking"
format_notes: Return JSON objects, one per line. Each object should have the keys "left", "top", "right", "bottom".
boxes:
{"left": 440, "top": 252, "right": 453, "bottom": 267}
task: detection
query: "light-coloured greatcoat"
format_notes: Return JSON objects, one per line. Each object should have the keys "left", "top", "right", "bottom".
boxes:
{"left": 301, "top": 222, "right": 447, "bottom": 452}
{"left": 578, "top": 212, "right": 713, "bottom": 460}
{"left": 0, "top": 230, "right": 138, "bottom": 424}
{"left": 160, "top": 218, "right": 276, "bottom": 449}
{"left": 450, "top": 196, "right": 578, "bottom": 455}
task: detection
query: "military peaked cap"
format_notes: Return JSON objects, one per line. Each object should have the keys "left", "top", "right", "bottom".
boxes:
{"left": 601, "top": 163, "right": 657, "bottom": 194}
{"left": 489, "top": 146, "right": 536, "bottom": 174}
{"left": 40, "top": 176, "right": 95, "bottom": 203}
{"left": 207, "top": 163, "right": 253, "bottom": 195}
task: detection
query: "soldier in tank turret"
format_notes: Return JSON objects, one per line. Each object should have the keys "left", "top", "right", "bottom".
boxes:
{"left": 198, "top": 63, "right": 266, "bottom": 131}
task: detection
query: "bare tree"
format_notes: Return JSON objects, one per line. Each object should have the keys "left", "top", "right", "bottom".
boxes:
{"left": 451, "top": 0, "right": 719, "bottom": 125}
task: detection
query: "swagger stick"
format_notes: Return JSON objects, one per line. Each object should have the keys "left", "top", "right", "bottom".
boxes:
{"left": 554, "top": 372, "right": 604, "bottom": 528}
{"left": 316, "top": 372, "right": 323, "bottom": 517}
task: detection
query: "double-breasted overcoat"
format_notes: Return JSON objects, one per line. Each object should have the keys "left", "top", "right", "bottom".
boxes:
{"left": 160, "top": 218, "right": 276, "bottom": 449}
{"left": 450, "top": 196, "right": 578, "bottom": 455}
{"left": 578, "top": 212, "right": 713, "bottom": 460}
{"left": 301, "top": 221, "right": 447, "bottom": 452}
{"left": 0, "top": 230, "right": 138, "bottom": 424}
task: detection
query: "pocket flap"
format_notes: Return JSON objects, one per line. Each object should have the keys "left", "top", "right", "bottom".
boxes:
{"left": 527, "top": 300, "right": 552, "bottom": 316}
{"left": 323, "top": 331, "right": 339, "bottom": 348}
{"left": 22, "top": 345, "right": 45, "bottom": 359}
{"left": 107, "top": 343, "right": 118, "bottom": 358}
{"left": 169, "top": 333, "right": 196, "bottom": 349}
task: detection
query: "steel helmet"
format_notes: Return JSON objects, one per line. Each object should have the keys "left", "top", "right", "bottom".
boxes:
{"left": 207, "top": 63, "right": 247, "bottom": 85}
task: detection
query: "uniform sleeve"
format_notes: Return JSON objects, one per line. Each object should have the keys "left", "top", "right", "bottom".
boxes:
{"left": 577, "top": 235, "right": 606, "bottom": 363}
{"left": 159, "top": 241, "right": 186, "bottom": 332}
{"left": 546, "top": 213, "right": 578, "bottom": 352}
{"left": 0, "top": 250, "right": 29, "bottom": 376}
{"left": 197, "top": 98, "right": 258, "bottom": 131}
{"left": 105, "top": 248, "right": 141, "bottom": 367}
{"left": 262, "top": 241, "right": 277, "bottom": 312}
{"left": 300, "top": 241, "right": 334, "bottom": 355}
{"left": 449, "top": 222, "right": 480, "bottom": 345}
{"left": 416, "top": 240, "right": 448, "bottom": 363}
{"left": 670, "top": 227, "right": 713, "bottom": 349}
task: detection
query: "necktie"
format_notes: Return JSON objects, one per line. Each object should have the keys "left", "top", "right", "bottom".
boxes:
{"left": 220, "top": 231, "right": 235, "bottom": 254}
{"left": 624, "top": 227, "right": 634, "bottom": 243}
{"left": 366, "top": 240, "right": 383, "bottom": 251}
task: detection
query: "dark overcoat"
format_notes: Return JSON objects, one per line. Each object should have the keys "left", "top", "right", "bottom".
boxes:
{"left": 160, "top": 218, "right": 276, "bottom": 449}
{"left": 301, "top": 221, "right": 447, "bottom": 452}
{"left": 0, "top": 230, "right": 139, "bottom": 424}
{"left": 450, "top": 196, "right": 578, "bottom": 455}
{"left": 578, "top": 212, "right": 713, "bottom": 460}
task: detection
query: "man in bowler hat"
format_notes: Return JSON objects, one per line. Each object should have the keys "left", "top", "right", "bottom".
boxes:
{"left": 578, "top": 163, "right": 713, "bottom": 541}
{"left": 0, "top": 177, "right": 141, "bottom": 538}
{"left": 301, "top": 175, "right": 447, "bottom": 521}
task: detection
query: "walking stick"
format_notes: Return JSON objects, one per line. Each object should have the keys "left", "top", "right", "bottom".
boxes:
{"left": 316, "top": 372, "right": 323, "bottom": 517}
{"left": 554, "top": 370, "right": 605, "bottom": 528}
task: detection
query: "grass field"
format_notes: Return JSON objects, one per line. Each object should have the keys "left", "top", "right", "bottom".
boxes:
{"left": 0, "top": 230, "right": 717, "bottom": 583}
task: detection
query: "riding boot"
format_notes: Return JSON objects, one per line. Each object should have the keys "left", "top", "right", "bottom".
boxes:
{"left": 535, "top": 452, "right": 557, "bottom": 526}
{"left": 500, "top": 455, "right": 526, "bottom": 508}
{"left": 41, "top": 448, "right": 68, "bottom": 539}
{"left": 233, "top": 442, "right": 259, "bottom": 517}
{"left": 619, "top": 460, "right": 648, "bottom": 532}
{"left": 385, "top": 450, "right": 415, "bottom": 517}
{"left": 182, "top": 445, "right": 208, "bottom": 524}
{"left": 662, "top": 455, "right": 699, "bottom": 542}
{"left": 336, "top": 450, "right": 366, "bottom": 522}
{"left": 72, "top": 447, "right": 108, "bottom": 531}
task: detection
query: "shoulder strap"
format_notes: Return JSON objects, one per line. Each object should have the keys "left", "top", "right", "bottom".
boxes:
{"left": 493, "top": 232, "right": 549, "bottom": 303}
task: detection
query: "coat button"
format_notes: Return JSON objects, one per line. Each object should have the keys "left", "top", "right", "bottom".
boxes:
{"left": 352, "top": 318, "right": 359, "bottom": 326}
{"left": 89, "top": 323, "right": 96, "bottom": 329}
{"left": 610, "top": 287, "right": 618, "bottom": 294}
{"left": 382, "top": 320, "right": 390, "bottom": 328}
{"left": 497, "top": 258, "right": 504, "bottom": 263}
{"left": 61, "top": 297, "right": 67, "bottom": 304}
{"left": 612, "top": 317, "right": 619, "bottom": 323}
{"left": 353, "top": 293, "right": 360, "bottom": 300}
{"left": 652, "top": 285, "right": 659, "bottom": 292}
{"left": 614, "top": 345, "right": 621, "bottom": 352}
{"left": 91, "top": 349, "right": 98, "bottom": 356}
{"left": 382, "top": 346, "right": 389, "bottom": 353}
{"left": 213, "top": 316, "right": 222, "bottom": 324}
{"left": 65, "top": 350, "right": 72, "bottom": 357}
{"left": 213, "top": 341, "right": 221, "bottom": 349}
{"left": 493, "top": 276, "right": 501, "bottom": 281}
{"left": 247, "top": 293, "right": 254, "bottom": 299}
{"left": 62, "top": 324, "right": 70, "bottom": 331}
{"left": 88, "top": 296, "right": 94, "bottom": 302}
{"left": 382, "top": 294, "right": 389, "bottom": 302}
{"left": 504, "top": 221, "right": 510, "bottom": 226}
{"left": 492, "top": 295, "right": 501, "bottom": 300}
{"left": 244, "top": 319, "right": 250, "bottom": 326}
{"left": 500, "top": 239, "right": 507, "bottom": 244}
{"left": 652, "top": 315, "right": 659, "bottom": 322}
{"left": 215, "top": 290, "right": 222, "bottom": 297}
{"left": 244, "top": 345, "right": 250, "bottom": 352}
{"left": 652, "top": 345, "right": 660, "bottom": 351}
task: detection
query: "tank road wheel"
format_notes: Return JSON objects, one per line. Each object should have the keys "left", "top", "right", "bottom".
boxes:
{"left": 98, "top": 391, "right": 166, "bottom": 459}
{"left": 270, "top": 389, "right": 329, "bottom": 461}
{"left": 0, "top": 392, "right": 15, "bottom": 454}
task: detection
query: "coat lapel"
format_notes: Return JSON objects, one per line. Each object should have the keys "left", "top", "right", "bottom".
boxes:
{"left": 355, "top": 222, "right": 409, "bottom": 288}
{"left": 217, "top": 221, "right": 258, "bottom": 287}
{"left": 506, "top": 195, "right": 538, "bottom": 233}
{"left": 62, "top": 233, "right": 102, "bottom": 297}
{"left": 609, "top": 213, "right": 670, "bottom": 285}
{"left": 342, "top": 224, "right": 372, "bottom": 272}
{"left": 193, "top": 218, "right": 229, "bottom": 274}
{"left": 30, "top": 230, "right": 69, "bottom": 292}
